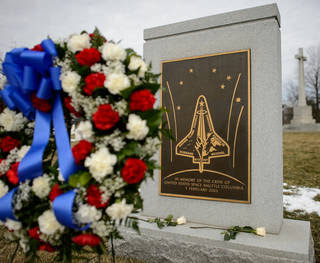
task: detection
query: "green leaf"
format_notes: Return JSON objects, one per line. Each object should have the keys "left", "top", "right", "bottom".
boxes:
{"left": 68, "top": 171, "right": 92, "bottom": 187}
{"left": 120, "top": 85, "right": 137, "bottom": 99}
{"left": 224, "top": 233, "right": 231, "bottom": 241}
{"left": 117, "top": 141, "right": 139, "bottom": 162}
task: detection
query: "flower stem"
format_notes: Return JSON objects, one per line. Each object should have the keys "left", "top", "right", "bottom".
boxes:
{"left": 10, "top": 243, "right": 19, "bottom": 263}
{"left": 110, "top": 234, "right": 115, "bottom": 263}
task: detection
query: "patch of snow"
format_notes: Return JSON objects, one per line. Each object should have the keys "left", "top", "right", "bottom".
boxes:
{"left": 283, "top": 185, "right": 320, "bottom": 216}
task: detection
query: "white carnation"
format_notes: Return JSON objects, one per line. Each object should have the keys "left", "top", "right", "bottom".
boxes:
{"left": 128, "top": 56, "right": 147, "bottom": 78}
{"left": 126, "top": 114, "right": 149, "bottom": 140}
{"left": 5, "top": 219, "right": 22, "bottom": 231}
{"left": 75, "top": 204, "right": 101, "bottom": 224}
{"left": 106, "top": 199, "right": 133, "bottom": 220}
{"left": 104, "top": 73, "right": 130, "bottom": 95}
{"left": 0, "top": 180, "right": 8, "bottom": 198}
{"left": 17, "top": 145, "right": 30, "bottom": 162}
{"left": 32, "top": 174, "right": 51, "bottom": 199}
{"left": 61, "top": 71, "right": 81, "bottom": 94}
{"left": 74, "top": 121, "right": 94, "bottom": 142}
{"left": 67, "top": 33, "right": 90, "bottom": 53}
{"left": 38, "top": 210, "right": 64, "bottom": 235}
{"left": 0, "top": 108, "right": 27, "bottom": 132}
{"left": 101, "top": 43, "right": 126, "bottom": 61}
{"left": 85, "top": 147, "right": 117, "bottom": 182}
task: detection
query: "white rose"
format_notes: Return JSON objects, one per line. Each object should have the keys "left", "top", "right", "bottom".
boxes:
{"left": 126, "top": 114, "right": 149, "bottom": 140}
{"left": 0, "top": 108, "right": 27, "bottom": 132}
{"left": 176, "top": 216, "right": 187, "bottom": 225}
{"left": 101, "top": 43, "right": 126, "bottom": 61}
{"left": 84, "top": 147, "right": 117, "bottom": 182}
{"left": 255, "top": 227, "right": 266, "bottom": 237}
{"left": 38, "top": 210, "right": 64, "bottom": 235}
{"left": 74, "top": 121, "right": 93, "bottom": 142}
{"left": 17, "top": 145, "right": 30, "bottom": 161}
{"left": 0, "top": 180, "right": 8, "bottom": 198}
{"left": 106, "top": 199, "right": 133, "bottom": 220}
{"left": 67, "top": 33, "right": 90, "bottom": 53}
{"left": 75, "top": 204, "right": 102, "bottom": 224}
{"left": 104, "top": 73, "right": 130, "bottom": 95}
{"left": 60, "top": 71, "right": 81, "bottom": 94}
{"left": 5, "top": 219, "right": 22, "bottom": 231}
{"left": 128, "top": 56, "right": 147, "bottom": 78}
{"left": 32, "top": 174, "right": 51, "bottom": 199}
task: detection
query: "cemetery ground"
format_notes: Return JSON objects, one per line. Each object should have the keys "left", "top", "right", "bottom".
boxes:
{"left": 0, "top": 132, "right": 319, "bottom": 262}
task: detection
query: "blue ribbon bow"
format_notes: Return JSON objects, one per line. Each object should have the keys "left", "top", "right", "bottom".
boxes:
{"left": 0, "top": 39, "right": 84, "bottom": 229}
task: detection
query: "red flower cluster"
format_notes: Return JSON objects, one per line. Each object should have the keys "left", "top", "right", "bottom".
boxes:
{"left": 64, "top": 97, "right": 81, "bottom": 117}
{"left": 49, "top": 183, "right": 63, "bottom": 202}
{"left": 121, "top": 158, "right": 147, "bottom": 184}
{"left": 92, "top": 104, "right": 119, "bottom": 131}
{"left": 83, "top": 73, "right": 106, "bottom": 95}
{"left": 6, "top": 162, "right": 19, "bottom": 185}
{"left": 0, "top": 136, "right": 20, "bottom": 152}
{"left": 86, "top": 185, "right": 108, "bottom": 208}
{"left": 28, "top": 226, "right": 40, "bottom": 240}
{"left": 31, "top": 93, "right": 52, "bottom": 112}
{"left": 31, "top": 44, "right": 43, "bottom": 51}
{"left": 39, "top": 243, "right": 55, "bottom": 252}
{"left": 72, "top": 140, "right": 93, "bottom": 164}
{"left": 72, "top": 234, "right": 100, "bottom": 247}
{"left": 75, "top": 48, "right": 101, "bottom": 67}
{"left": 130, "top": 89, "right": 156, "bottom": 112}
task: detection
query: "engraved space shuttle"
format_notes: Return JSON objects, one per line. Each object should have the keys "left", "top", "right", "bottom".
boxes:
{"left": 176, "top": 95, "right": 230, "bottom": 173}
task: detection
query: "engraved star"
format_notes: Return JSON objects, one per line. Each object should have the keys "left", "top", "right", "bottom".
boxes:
{"left": 189, "top": 68, "right": 193, "bottom": 73}
{"left": 177, "top": 106, "right": 181, "bottom": 110}
{"left": 212, "top": 68, "right": 217, "bottom": 73}
{"left": 227, "top": 75, "right": 231, "bottom": 80}
{"left": 220, "top": 84, "right": 225, "bottom": 89}
{"left": 236, "top": 97, "right": 241, "bottom": 102}
{"left": 179, "top": 81, "right": 183, "bottom": 85}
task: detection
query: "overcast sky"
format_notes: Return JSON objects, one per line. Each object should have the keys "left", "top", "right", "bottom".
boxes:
{"left": 1, "top": 0, "right": 320, "bottom": 93}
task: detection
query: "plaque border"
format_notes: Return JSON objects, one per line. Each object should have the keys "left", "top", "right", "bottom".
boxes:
{"left": 159, "top": 49, "right": 251, "bottom": 204}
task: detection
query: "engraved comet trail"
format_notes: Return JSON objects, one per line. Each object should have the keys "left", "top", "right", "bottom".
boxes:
{"left": 166, "top": 81, "right": 178, "bottom": 140}
{"left": 233, "top": 105, "right": 244, "bottom": 168}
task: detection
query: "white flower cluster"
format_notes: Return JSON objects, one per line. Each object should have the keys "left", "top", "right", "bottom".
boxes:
{"left": 61, "top": 71, "right": 81, "bottom": 95}
{"left": 113, "top": 99, "right": 128, "bottom": 117}
{"left": 38, "top": 210, "right": 65, "bottom": 235}
{"left": 75, "top": 204, "right": 102, "bottom": 224}
{"left": 101, "top": 42, "right": 126, "bottom": 61}
{"left": 96, "top": 129, "right": 125, "bottom": 152}
{"left": 32, "top": 174, "right": 51, "bottom": 199}
{"left": 106, "top": 199, "right": 133, "bottom": 220}
{"left": 67, "top": 33, "right": 90, "bottom": 53}
{"left": 128, "top": 55, "right": 147, "bottom": 78}
{"left": 99, "top": 174, "right": 126, "bottom": 202}
{"left": 126, "top": 114, "right": 149, "bottom": 140}
{"left": 104, "top": 72, "right": 130, "bottom": 95}
{"left": 0, "top": 108, "right": 27, "bottom": 132}
{"left": 90, "top": 220, "right": 114, "bottom": 237}
{"left": 0, "top": 180, "right": 8, "bottom": 198}
{"left": 5, "top": 218, "right": 22, "bottom": 231}
{"left": 139, "top": 137, "right": 161, "bottom": 157}
{"left": 74, "top": 121, "right": 94, "bottom": 142}
{"left": 15, "top": 180, "right": 31, "bottom": 210}
{"left": 0, "top": 148, "right": 19, "bottom": 175}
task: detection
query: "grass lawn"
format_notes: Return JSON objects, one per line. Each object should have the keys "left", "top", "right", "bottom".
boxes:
{"left": 283, "top": 132, "right": 320, "bottom": 262}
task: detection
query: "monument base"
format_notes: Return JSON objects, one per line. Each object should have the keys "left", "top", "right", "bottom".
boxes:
{"left": 291, "top": 106, "right": 315, "bottom": 125}
{"left": 115, "top": 218, "right": 315, "bottom": 263}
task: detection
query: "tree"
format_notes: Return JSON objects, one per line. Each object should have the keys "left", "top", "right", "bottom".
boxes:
{"left": 305, "top": 45, "right": 320, "bottom": 121}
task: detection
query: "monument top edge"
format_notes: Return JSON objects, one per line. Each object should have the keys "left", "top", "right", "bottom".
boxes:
{"left": 144, "top": 3, "right": 280, "bottom": 41}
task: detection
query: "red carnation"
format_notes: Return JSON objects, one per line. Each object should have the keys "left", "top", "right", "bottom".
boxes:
{"left": 49, "top": 183, "right": 63, "bottom": 202}
{"left": 75, "top": 47, "right": 101, "bottom": 67}
{"left": 86, "top": 185, "right": 108, "bottom": 208}
{"left": 64, "top": 97, "right": 81, "bottom": 117}
{"left": 72, "top": 140, "right": 93, "bottom": 164}
{"left": 72, "top": 234, "right": 101, "bottom": 247}
{"left": 6, "top": 162, "right": 19, "bottom": 185}
{"left": 28, "top": 227, "right": 40, "bottom": 240}
{"left": 39, "top": 243, "right": 55, "bottom": 252}
{"left": 83, "top": 73, "right": 106, "bottom": 96}
{"left": 130, "top": 89, "right": 156, "bottom": 112}
{"left": 31, "top": 44, "right": 43, "bottom": 51}
{"left": 0, "top": 136, "right": 20, "bottom": 152}
{"left": 31, "top": 93, "right": 52, "bottom": 112}
{"left": 92, "top": 104, "right": 119, "bottom": 131}
{"left": 121, "top": 158, "right": 147, "bottom": 184}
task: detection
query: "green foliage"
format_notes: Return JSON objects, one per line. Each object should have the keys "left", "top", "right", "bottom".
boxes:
{"left": 68, "top": 171, "right": 92, "bottom": 187}
{"left": 117, "top": 141, "right": 140, "bottom": 162}
{"left": 124, "top": 217, "right": 140, "bottom": 234}
{"left": 90, "top": 27, "right": 106, "bottom": 49}
{"left": 147, "top": 214, "right": 177, "bottom": 229}
{"left": 222, "top": 225, "right": 255, "bottom": 241}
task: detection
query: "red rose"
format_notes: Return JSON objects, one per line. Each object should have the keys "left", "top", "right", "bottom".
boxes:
{"left": 31, "top": 44, "right": 43, "bottom": 51}
{"left": 39, "top": 243, "right": 55, "bottom": 252}
{"left": 31, "top": 93, "right": 52, "bottom": 112}
{"left": 49, "top": 183, "right": 63, "bottom": 202}
{"left": 92, "top": 104, "right": 119, "bottom": 130}
{"left": 75, "top": 48, "right": 101, "bottom": 67}
{"left": 64, "top": 97, "right": 81, "bottom": 117}
{"left": 72, "top": 140, "right": 93, "bottom": 164}
{"left": 0, "top": 136, "right": 20, "bottom": 152}
{"left": 28, "top": 227, "right": 40, "bottom": 240}
{"left": 83, "top": 73, "right": 106, "bottom": 96}
{"left": 130, "top": 89, "right": 156, "bottom": 112}
{"left": 72, "top": 234, "right": 100, "bottom": 247}
{"left": 6, "top": 162, "right": 19, "bottom": 185}
{"left": 121, "top": 158, "right": 147, "bottom": 184}
{"left": 86, "top": 185, "right": 108, "bottom": 208}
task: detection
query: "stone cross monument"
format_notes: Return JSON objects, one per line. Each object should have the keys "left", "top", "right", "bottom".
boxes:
{"left": 291, "top": 48, "right": 315, "bottom": 124}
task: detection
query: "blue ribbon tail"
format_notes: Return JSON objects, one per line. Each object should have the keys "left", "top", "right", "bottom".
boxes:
{"left": 18, "top": 110, "right": 52, "bottom": 182}
{"left": 52, "top": 189, "right": 90, "bottom": 230}
{"left": 52, "top": 94, "right": 79, "bottom": 181}
{"left": 0, "top": 188, "right": 18, "bottom": 221}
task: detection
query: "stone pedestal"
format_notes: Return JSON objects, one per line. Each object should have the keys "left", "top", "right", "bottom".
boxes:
{"left": 291, "top": 106, "right": 315, "bottom": 125}
{"left": 115, "top": 219, "right": 315, "bottom": 263}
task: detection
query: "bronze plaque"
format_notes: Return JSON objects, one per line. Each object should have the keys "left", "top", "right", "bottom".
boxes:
{"left": 160, "top": 50, "right": 251, "bottom": 203}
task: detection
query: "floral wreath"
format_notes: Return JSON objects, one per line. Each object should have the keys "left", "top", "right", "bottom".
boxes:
{"left": 0, "top": 28, "right": 163, "bottom": 261}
